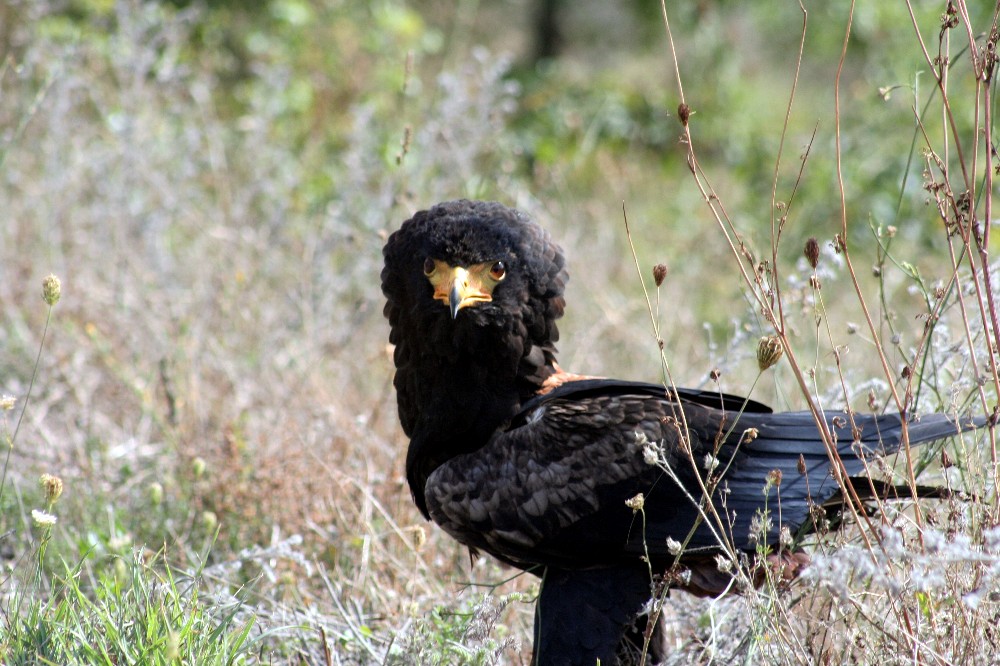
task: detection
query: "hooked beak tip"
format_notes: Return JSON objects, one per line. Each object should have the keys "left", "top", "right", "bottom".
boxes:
{"left": 449, "top": 284, "right": 463, "bottom": 319}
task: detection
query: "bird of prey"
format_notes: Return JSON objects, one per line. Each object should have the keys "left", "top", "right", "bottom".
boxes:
{"left": 381, "top": 199, "right": 977, "bottom": 665}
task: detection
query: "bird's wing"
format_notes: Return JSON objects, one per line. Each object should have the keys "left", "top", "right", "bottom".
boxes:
{"left": 520, "top": 377, "right": 773, "bottom": 415}
{"left": 425, "top": 379, "right": 973, "bottom": 569}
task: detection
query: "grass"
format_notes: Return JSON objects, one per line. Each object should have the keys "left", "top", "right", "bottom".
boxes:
{"left": 1, "top": 0, "right": 1000, "bottom": 664}
{"left": 4, "top": 548, "right": 255, "bottom": 665}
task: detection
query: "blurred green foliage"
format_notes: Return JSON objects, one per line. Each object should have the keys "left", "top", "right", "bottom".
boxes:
{"left": 4, "top": 0, "right": 988, "bottom": 399}
{"left": 14, "top": 0, "right": 981, "bottom": 258}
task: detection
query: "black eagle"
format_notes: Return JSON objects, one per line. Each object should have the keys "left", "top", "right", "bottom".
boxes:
{"left": 381, "top": 199, "right": 977, "bottom": 665}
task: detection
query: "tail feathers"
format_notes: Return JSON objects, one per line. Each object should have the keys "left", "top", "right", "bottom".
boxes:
{"left": 744, "top": 410, "right": 979, "bottom": 458}
{"left": 716, "top": 410, "right": 981, "bottom": 551}
{"left": 792, "top": 478, "right": 959, "bottom": 542}
{"left": 846, "top": 478, "right": 954, "bottom": 503}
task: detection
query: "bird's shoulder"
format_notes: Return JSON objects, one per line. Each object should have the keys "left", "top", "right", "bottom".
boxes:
{"left": 511, "top": 378, "right": 771, "bottom": 449}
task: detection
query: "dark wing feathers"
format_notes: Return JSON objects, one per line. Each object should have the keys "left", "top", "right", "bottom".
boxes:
{"left": 517, "top": 377, "right": 773, "bottom": 417}
{"left": 427, "top": 390, "right": 662, "bottom": 566}
{"left": 426, "top": 380, "right": 974, "bottom": 569}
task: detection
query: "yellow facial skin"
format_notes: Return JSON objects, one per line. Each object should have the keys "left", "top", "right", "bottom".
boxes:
{"left": 424, "top": 258, "right": 507, "bottom": 319}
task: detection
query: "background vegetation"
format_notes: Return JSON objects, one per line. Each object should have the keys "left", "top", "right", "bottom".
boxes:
{"left": 1, "top": 0, "right": 999, "bottom": 663}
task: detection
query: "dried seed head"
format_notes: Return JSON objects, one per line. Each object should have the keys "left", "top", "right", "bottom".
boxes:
{"left": 749, "top": 511, "right": 773, "bottom": 542}
{"left": 743, "top": 427, "right": 759, "bottom": 443}
{"left": 715, "top": 554, "right": 733, "bottom": 572}
{"left": 625, "top": 493, "right": 645, "bottom": 511}
{"left": 757, "top": 335, "right": 783, "bottom": 371}
{"left": 39, "top": 473, "right": 63, "bottom": 505}
{"left": 709, "top": 367, "right": 721, "bottom": 382}
{"left": 797, "top": 454, "right": 807, "bottom": 475}
{"left": 666, "top": 536, "right": 682, "bottom": 555}
{"left": 0, "top": 395, "right": 15, "bottom": 411}
{"left": 678, "top": 103, "right": 691, "bottom": 125}
{"left": 941, "top": 449, "right": 953, "bottom": 469}
{"left": 768, "top": 469, "right": 783, "bottom": 487}
{"left": 42, "top": 274, "right": 61, "bottom": 306}
{"left": 804, "top": 237, "right": 820, "bottom": 269}
{"left": 652, "top": 263, "right": 668, "bottom": 287}
{"left": 411, "top": 525, "right": 427, "bottom": 550}
{"left": 192, "top": 457, "right": 207, "bottom": 479}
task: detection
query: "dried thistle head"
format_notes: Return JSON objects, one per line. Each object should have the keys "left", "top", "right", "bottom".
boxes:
{"left": 768, "top": 469, "right": 783, "bottom": 487}
{"left": 677, "top": 103, "right": 691, "bottom": 125}
{"left": 804, "top": 237, "right": 820, "bottom": 269}
{"left": 652, "top": 263, "right": 668, "bottom": 287}
{"left": 756, "top": 335, "right": 783, "bottom": 371}
{"left": 39, "top": 473, "right": 63, "bottom": 506}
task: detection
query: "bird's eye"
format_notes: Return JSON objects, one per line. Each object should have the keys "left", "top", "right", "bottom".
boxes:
{"left": 422, "top": 257, "right": 435, "bottom": 276}
{"left": 489, "top": 261, "right": 506, "bottom": 281}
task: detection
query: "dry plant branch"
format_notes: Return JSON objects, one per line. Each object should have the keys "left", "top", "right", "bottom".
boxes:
{"left": 653, "top": 3, "right": 1000, "bottom": 659}
{"left": 905, "top": 0, "right": 1000, "bottom": 517}
{"left": 658, "top": 0, "right": 890, "bottom": 567}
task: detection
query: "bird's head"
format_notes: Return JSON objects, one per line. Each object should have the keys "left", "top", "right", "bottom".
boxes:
{"left": 422, "top": 256, "right": 509, "bottom": 320}
{"left": 382, "top": 200, "right": 566, "bottom": 329}
{"left": 381, "top": 200, "right": 568, "bottom": 434}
